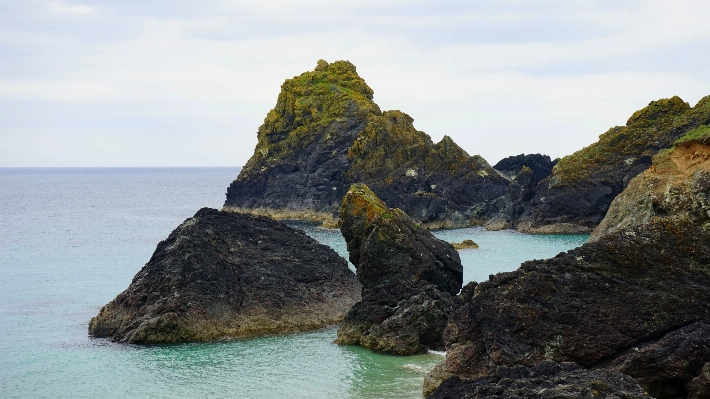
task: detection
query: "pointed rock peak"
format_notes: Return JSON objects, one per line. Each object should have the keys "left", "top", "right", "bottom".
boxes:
{"left": 285, "top": 59, "right": 374, "bottom": 99}
{"left": 340, "top": 183, "right": 390, "bottom": 225}
{"left": 626, "top": 96, "right": 690, "bottom": 128}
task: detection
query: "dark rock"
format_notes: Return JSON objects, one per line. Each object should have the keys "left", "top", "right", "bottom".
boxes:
{"left": 334, "top": 184, "right": 463, "bottom": 354}
{"left": 88, "top": 208, "right": 360, "bottom": 343}
{"left": 427, "top": 361, "right": 652, "bottom": 399}
{"left": 604, "top": 321, "right": 710, "bottom": 399}
{"left": 424, "top": 217, "right": 710, "bottom": 394}
{"left": 223, "top": 60, "right": 509, "bottom": 229}
{"left": 517, "top": 96, "right": 710, "bottom": 233}
{"left": 494, "top": 153, "right": 556, "bottom": 184}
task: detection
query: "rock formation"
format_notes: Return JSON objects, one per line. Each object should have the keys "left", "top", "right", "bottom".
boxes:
{"left": 428, "top": 361, "right": 652, "bottom": 399}
{"left": 224, "top": 60, "right": 509, "bottom": 229}
{"left": 424, "top": 125, "right": 710, "bottom": 397}
{"left": 515, "top": 96, "right": 710, "bottom": 233}
{"left": 450, "top": 239, "right": 479, "bottom": 250}
{"left": 424, "top": 217, "right": 710, "bottom": 397}
{"left": 334, "top": 184, "right": 463, "bottom": 355}
{"left": 88, "top": 208, "right": 360, "bottom": 343}
{"left": 590, "top": 124, "right": 710, "bottom": 241}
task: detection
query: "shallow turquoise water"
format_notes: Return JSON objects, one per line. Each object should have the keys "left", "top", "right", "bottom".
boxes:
{"left": 0, "top": 168, "right": 587, "bottom": 399}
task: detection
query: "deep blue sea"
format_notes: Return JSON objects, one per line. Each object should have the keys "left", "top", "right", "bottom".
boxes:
{"left": 0, "top": 168, "right": 588, "bottom": 399}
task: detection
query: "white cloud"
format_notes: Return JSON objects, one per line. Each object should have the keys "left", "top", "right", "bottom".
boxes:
{"left": 48, "top": 1, "right": 91, "bottom": 15}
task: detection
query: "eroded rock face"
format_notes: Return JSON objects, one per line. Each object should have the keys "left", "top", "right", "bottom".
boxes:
{"left": 590, "top": 132, "right": 710, "bottom": 241}
{"left": 517, "top": 96, "right": 710, "bottom": 234}
{"left": 428, "top": 361, "right": 651, "bottom": 399}
{"left": 335, "top": 184, "right": 463, "bottom": 354}
{"left": 424, "top": 218, "right": 710, "bottom": 395}
{"left": 224, "top": 60, "right": 509, "bottom": 228}
{"left": 89, "top": 208, "right": 360, "bottom": 343}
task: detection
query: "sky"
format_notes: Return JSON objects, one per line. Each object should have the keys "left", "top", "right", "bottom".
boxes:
{"left": 1, "top": 0, "right": 708, "bottom": 167}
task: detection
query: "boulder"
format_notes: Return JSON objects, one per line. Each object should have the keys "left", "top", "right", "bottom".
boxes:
{"left": 334, "top": 184, "right": 463, "bottom": 354}
{"left": 428, "top": 361, "right": 651, "bottom": 399}
{"left": 88, "top": 208, "right": 360, "bottom": 343}
{"left": 451, "top": 239, "right": 479, "bottom": 250}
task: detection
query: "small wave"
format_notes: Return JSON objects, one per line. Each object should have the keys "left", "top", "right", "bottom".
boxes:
{"left": 427, "top": 349, "right": 446, "bottom": 356}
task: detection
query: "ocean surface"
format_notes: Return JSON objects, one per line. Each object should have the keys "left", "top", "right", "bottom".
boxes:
{"left": 0, "top": 168, "right": 588, "bottom": 399}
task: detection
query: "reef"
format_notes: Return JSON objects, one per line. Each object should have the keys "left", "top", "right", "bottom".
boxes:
{"left": 450, "top": 239, "right": 479, "bottom": 250}
{"left": 224, "top": 60, "right": 509, "bottom": 229}
{"left": 88, "top": 208, "right": 360, "bottom": 343}
{"left": 334, "top": 184, "right": 463, "bottom": 355}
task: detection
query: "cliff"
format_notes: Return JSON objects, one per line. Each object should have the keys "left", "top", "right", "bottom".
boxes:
{"left": 88, "top": 208, "right": 360, "bottom": 343}
{"left": 224, "top": 60, "right": 509, "bottom": 229}
{"left": 515, "top": 96, "right": 710, "bottom": 233}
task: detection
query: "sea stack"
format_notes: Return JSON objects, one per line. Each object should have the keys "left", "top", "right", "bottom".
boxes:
{"left": 223, "top": 59, "right": 509, "bottom": 229}
{"left": 89, "top": 208, "right": 360, "bottom": 343}
{"left": 334, "top": 184, "right": 463, "bottom": 355}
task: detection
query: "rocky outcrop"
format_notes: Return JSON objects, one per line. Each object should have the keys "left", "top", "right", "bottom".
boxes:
{"left": 590, "top": 124, "right": 710, "bottom": 241}
{"left": 424, "top": 217, "right": 710, "bottom": 396}
{"left": 494, "top": 154, "right": 557, "bottom": 184}
{"left": 451, "top": 239, "right": 478, "bottom": 250}
{"left": 224, "top": 60, "right": 509, "bottom": 229}
{"left": 334, "top": 184, "right": 463, "bottom": 355}
{"left": 88, "top": 208, "right": 360, "bottom": 343}
{"left": 516, "top": 96, "right": 710, "bottom": 233}
{"left": 428, "top": 361, "right": 651, "bottom": 399}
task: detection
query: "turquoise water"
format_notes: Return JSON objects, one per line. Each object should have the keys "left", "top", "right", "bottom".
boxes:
{"left": 0, "top": 168, "right": 588, "bottom": 399}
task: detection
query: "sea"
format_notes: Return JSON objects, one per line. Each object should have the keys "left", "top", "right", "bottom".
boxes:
{"left": 0, "top": 168, "right": 589, "bottom": 399}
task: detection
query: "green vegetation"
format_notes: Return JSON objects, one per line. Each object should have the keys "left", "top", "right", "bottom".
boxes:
{"left": 552, "top": 95, "right": 710, "bottom": 185}
{"left": 674, "top": 124, "right": 710, "bottom": 146}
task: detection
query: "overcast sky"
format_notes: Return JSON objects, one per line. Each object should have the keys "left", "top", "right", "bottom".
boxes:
{"left": 1, "top": 0, "right": 708, "bottom": 167}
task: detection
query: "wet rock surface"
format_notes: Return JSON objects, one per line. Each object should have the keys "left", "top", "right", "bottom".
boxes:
{"left": 428, "top": 361, "right": 652, "bottom": 399}
{"left": 334, "top": 184, "right": 463, "bottom": 354}
{"left": 424, "top": 218, "right": 710, "bottom": 396}
{"left": 89, "top": 208, "right": 360, "bottom": 343}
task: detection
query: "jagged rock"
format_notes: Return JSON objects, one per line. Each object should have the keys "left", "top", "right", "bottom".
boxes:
{"left": 494, "top": 153, "right": 556, "bottom": 184}
{"left": 590, "top": 125, "right": 710, "bottom": 241}
{"left": 88, "top": 208, "right": 360, "bottom": 343}
{"left": 224, "top": 60, "right": 509, "bottom": 228}
{"left": 517, "top": 96, "right": 710, "bottom": 233}
{"left": 334, "top": 184, "right": 463, "bottom": 354}
{"left": 451, "top": 239, "right": 479, "bottom": 250}
{"left": 427, "top": 361, "right": 651, "bottom": 399}
{"left": 604, "top": 321, "right": 710, "bottom": 399}
{"left": 688, "top": 362, "right": 710, "bottom": 399}
{"left": 424, "top": 217, "right": 710, "bottom": 395}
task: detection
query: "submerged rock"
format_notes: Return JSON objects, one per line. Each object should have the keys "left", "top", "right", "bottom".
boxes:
{"left": 424, "top": 217, "right": 710, "bottom": 395}
{"left": 224, "top": 60, "right": 509, "bottom": 229}
{"left": 517, "top": 96, "right": 710, "bottom": 233}
{"left": 428, "top": 361, "right": 651, "bottom": 399}
{"left": 335, "top": 184, "right": 463, "bottom": 354}
{"left": 450, "top": 239, "right": 479, "bottom": 250}
{"left": 88, "top": 208, "right": 360, "bottom": 343}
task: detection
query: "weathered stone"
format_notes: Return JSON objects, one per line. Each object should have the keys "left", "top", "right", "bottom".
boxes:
{"left": 224, "top": 60, "right": 509, "bottom": 229}
{"left": 335, "top": 184, "right": 463, "bottom": 354}
{"left": 517, "top": 96, "right": 710, "bottom": 233}
{"left": 424, "top": 218, "right": 710, "bottom": 394}
{"left": 427, "top": 361, "right": 652, "bottom": 399}
{"left": 89, "top": 208, "right": 360, "bottom": 343}
{"left": 451, "top": 239, "right": 479, "bottom": 250}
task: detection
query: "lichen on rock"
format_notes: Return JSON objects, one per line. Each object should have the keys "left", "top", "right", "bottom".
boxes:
{"left": 335, "top": 184, "right": 463, "bottom": 355}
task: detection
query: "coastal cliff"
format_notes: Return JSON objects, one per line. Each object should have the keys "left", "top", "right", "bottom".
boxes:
{"left": 89, "top": 208, "right": 360, "bottom": 343}
{"left": 224, "top": 60, "right": 509, "bottom": 229}
{"left": 515, "top": 96, "right": 710, "bottom": 233}
{"left": 424, "top": 125, "right": 710, "bottom": 398}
